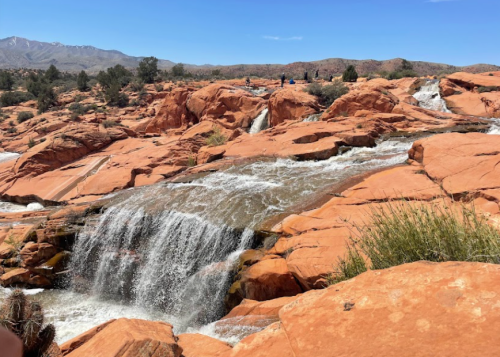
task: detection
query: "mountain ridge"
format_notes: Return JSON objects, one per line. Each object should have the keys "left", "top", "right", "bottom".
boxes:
{"left": 1, "top": 36, "right": 499, "bottom": 76}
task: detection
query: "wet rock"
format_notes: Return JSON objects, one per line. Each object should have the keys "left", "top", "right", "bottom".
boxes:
{"left": 0, "top": 268, "right": 30, "bottom": 286}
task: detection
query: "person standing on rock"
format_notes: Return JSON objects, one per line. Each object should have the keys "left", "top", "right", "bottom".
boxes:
{"left": 281, "top": 73, "right": 285, "bottom": 88}
{"left": 315, "top": 69, "right": 319, "bottom": 79}
{"left": 304, "top": 71, "right": 308, "bottom": 82}
{"left": 329, "top": 74, "right": 334, "bottom": 82}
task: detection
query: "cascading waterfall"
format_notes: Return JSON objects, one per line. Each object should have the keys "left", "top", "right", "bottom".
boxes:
{"left": 249, "top": 108, "right": 269, "bottom": 134}
{"left": 488, "top": 118, "right": 500, "bottom": 135}
{"left": 64, "top": 136, "right": 418, "bottom": 343}
{"left": 71, "top": 206, "right": 253, "bottom": 329}
{"left": 303, "top": 113, "right": 322, "bottom": 122}
{"left": 413, "top": 80, "right": 451, "bottom": 113}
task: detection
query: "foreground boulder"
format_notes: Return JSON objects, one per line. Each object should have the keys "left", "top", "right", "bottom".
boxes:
{"left": 62, "top": 318, "right": 182, "bottom": 357}
{"left": 227, "top": 261, "right": 500, "bottom": 357}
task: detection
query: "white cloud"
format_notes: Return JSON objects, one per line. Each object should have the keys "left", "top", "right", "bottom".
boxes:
{"left": 263, "top": 36, "right": 303, "bottom": 41}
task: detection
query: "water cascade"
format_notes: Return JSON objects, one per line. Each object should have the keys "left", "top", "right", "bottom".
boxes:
{"left": 413, "top": 80, "right": 451, "bottom": 113}
{"left": 488, "top": 118, "right": 500, "bottom": 135}
{"left": 249, "top": 108, "right": 269, "bottom": 134}
{"left": 303, "top": 113, "right": 322, "bottom": 122}
{"left": 63, "top": 137, "right": 418, "bottom": 342}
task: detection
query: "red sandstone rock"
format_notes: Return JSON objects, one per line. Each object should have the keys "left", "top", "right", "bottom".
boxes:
{"left": 267, "top": 88, "right": 320, "bottom": 127}
{"left": 64, "top": 318, "right": 182, "bottom": 357}
{"left": 187, "top": 84, "right": 266, "bottom": 129}
{"left": 226, "top": 261, "right": 500, "bottom": 357}
{"left": 177, "top": 334, "right": 231, "bottom": 357}
{"left": 0, "top": 268, "right": 30, "bottom": 286}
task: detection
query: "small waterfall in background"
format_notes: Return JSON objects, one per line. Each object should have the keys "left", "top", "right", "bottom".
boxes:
{"left": 303, "top": 113, "right": 322, "bottom": 122}
{"left": 249, "top": 108, "right": 269, "bottom": 134}
{"left": 413, "top": 80, "right": 451, "bottom": 113}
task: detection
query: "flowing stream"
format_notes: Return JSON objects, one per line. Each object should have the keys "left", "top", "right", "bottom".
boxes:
{"left": 249, "top": 108, "right": 269, "bottom": 134}
{"left": 1, "top": 137, "right": 418, "bottom": 344}
{"left": 413, "top": 80, "right": 451, "bottom": 113}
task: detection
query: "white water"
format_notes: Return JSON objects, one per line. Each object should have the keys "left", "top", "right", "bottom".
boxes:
{"left": 249, "top": 108, "right": 269, "bottom": 134}
{"left": 0, "top": 201, "right": 44, "bottom": 213}
{"left": 0, "top": 151, "right": 20, "bottom": 164}
{"left": 488, "top": 119, "right": 500, "bottom": 135}
{"left": 413, "top": 80, "right": 451, "bottom": 113}
{"left": 2, "top": 137, "right": 416, "bottom": 344}
{"left": 303, "top": 113, "right": 322, "bottom": 122}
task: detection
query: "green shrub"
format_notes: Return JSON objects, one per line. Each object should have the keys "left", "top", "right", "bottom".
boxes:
{"left": 0, "top": 289, "right": 56, "bottom": 357}
{"left": 305, "top": 80, "right": 349, "bottom": 107}
{"left": 342, "top": 65, "right": 358, "bottom": 82}
{"left": 0, "top": 91, "right": 35, "bottom": 107}
{"left": 17, "top": 111, "right": 34, "bottom": 123}
{"left": 45, "top": 64, "right": 61, "bottom": 82}
{"left": 187, "top": 155, "right": 197, "bottom": 167}
{"left": 0, "top": 71, "right": 14, "bottom": 90}
{"left": 478, "top": 86, "right": 498, "bottom": 93}
{"left": 37, "top": 85, "right": 57, "bottom": 113}
{"left": 137, "top": 56, "right": 159, "bottom": 84}
{"left": 129, "top": 80, "right": 144, "bottom": 92}
{"left": 206, "top": 126, "right": 227, "bottom": 147}
{"left": 387, "top": 69, "right": 418, "bottom": 80}
{"left": 105, "top": 83, "right": 129, "bottom": 107}
{"left": 171, "top": 63, "right": 186, "bottom": 78}
{"left": 28, "top": 137, "right": 36, "bottom": 148}
{"left": 155, "top": 84, "right": 164, "bottom": 92}
{"left": 328, "top": 201, "right": 500, "bottom": 285}
{"left": 7, "top": 127, "right": 17, "bottom": 134}
{"left": 102, "top": 120, "right": 122, "bottom": 128}
{"left": 77, "top": 70, "right": 90, "bottom": 91}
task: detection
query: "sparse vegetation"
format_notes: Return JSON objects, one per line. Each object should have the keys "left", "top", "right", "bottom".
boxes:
{"left": 17, "top": 111, "right": 35, "bottom": 123}
{"left": 478, "top": 86, "right": 498, "bottom": 93}
{"left": 327, "top": 201, "right": 500, "bottom": 285}
{"left": 105, "top": 83, "right": 129, "bottom": 107}
{"left": 206, "top": 126, "right": 227, "bottom": 147}
{"left": 0, "top": 91, "right": 35, "bottom": 107}
{"left": 342, "top": 65, "right": 358, "bottom": 83}
{"left": 28, "top": 137, "right": 36, "bottom": 148}
{"left": 305, "top": 80, "right": 349, "bottom": 106}
{"left": 7, "top": 127, "right": 17, "bottom": 134}
{"left": 187, "top": 155, "right": 197, "bottom": 167}
{"left": 102, "top": 120, "right": 123, "bottom": 128}
{"left": 0, "top": 289, "right": 56, "bottom": 357}
{"left": 45, "top": 64, "right": 61, "bottom": 82}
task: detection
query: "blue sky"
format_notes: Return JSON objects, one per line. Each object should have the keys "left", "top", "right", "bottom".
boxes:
{"left": 0, "top": 0, "right": 498, "bottom": 66}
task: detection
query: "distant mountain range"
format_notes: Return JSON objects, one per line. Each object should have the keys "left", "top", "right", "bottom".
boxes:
{"left": 1, "top": 36, "right": 499, "bottom": 76}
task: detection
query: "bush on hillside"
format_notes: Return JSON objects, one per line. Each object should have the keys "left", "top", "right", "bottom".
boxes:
{"left": 386, "top": 69, "right": 419, "bottom": 80}
{"left": 102, "top": 120, "right": 123, "bottom": 128}
{"left": 478, "top": 86, "right": 498, "bottom": 93}
{"left": 45, "top": 64, "right": 61, "bottom": 82}
{"left": 327, "top": 201, "right": 500, "bottom": 285}
{"left": 37, "top": 85, "right": 57, "bottom": 113}
{"left": 206, "top": 126, "right": 227, "bottom": 147}
{"left": 0, "top": 71, "right": 14, "bottom": 90}
{"left": 342, "top": 65, "right": 358, "bottom": 82}
{"left": 17, "top": 111, "right": 35, "bottom": 123}
{"left": 0, "top": 91, "right": 35, "bottom": 107}
{"left": 305, "top": 80, "right": 349, "bottom": 106}
{"left": 137, "top": 56, "right": 159, "bottom": 84}
{"left": 105, "top": 83, "right": 129, "bottom": 107}
{"left": 77, "top": 70, "right": 90, "bottom": 91}
{"left": 0, "top": 289, "right": 56, "bottom": 357}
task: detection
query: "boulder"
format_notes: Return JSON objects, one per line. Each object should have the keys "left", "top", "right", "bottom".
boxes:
{"left": 0, "top": 268, "right": 30, "bottom": 286}
{"left": 19, "top": 242, "right": 58, "bottom": 268}
{"left": 321, "top": 87, "right": 399, "bottom": 119}
{"left": 177, "top": 334, "right": 231, "bottom": 357}
{"left": 187, "top": 84, "right": 266, "bottom": 129}
{"left": 64, "top": 318, "right": 182, "bottom": 357}
{"left": 144, "top": 87, "right": 196, "bottom": 133}
{"left": 227, "top": 261, "right": 500, "bottom": 357}
{"left": 268, "top": 88, "right": 320, "bottom": 127}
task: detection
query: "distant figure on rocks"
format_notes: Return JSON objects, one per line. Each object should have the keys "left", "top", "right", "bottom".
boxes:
{"left": 289, "top": 78, "right": 295, "bottom": 84}
{"left": 315, "top": 69, "right": 319, "bottom": 79}
{"left": 246, "top": 77, "right": 251, "bottom": 87}
{"left": 329, "top": 74, "right": 334, "bottom": 82}
{"left": 304, "top": 71, "right": 308, "bottom": 82}
{"left": 281, "top": 73, "right": 285, "bottom": 88}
